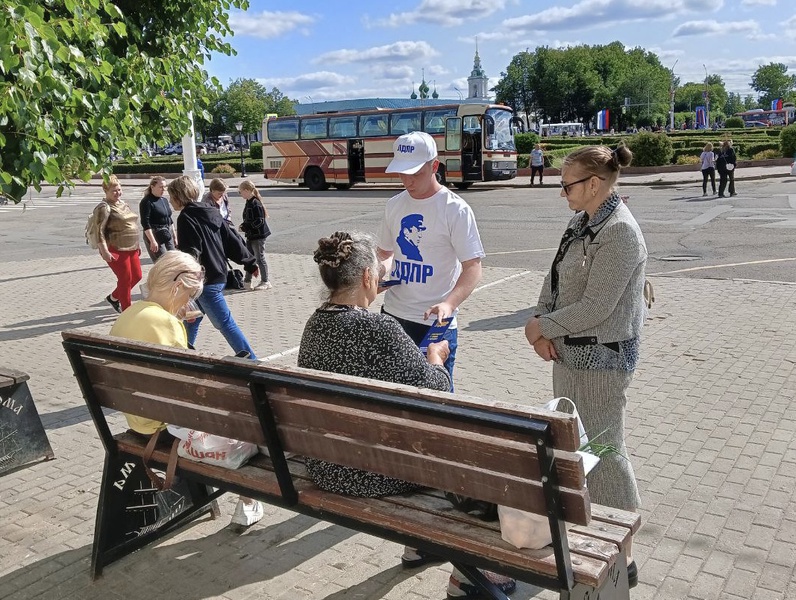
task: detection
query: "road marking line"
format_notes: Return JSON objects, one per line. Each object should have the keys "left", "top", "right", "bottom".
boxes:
{"left": 649, "top": 257, "right": 796, "bottom": 275}
{"left": 488, "top": 248, "right": 557, "bottom": 255}
{"left": 682, "top": 205, "right": 733, "bottom": 227}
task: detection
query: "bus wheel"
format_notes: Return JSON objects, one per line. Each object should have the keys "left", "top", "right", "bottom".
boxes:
{"left": 435, "top": 166, "right": 446, "bottom": 185}
{"left": 305, "top": 167, "right": 329, "bottom": 191}
{"left": 454, "top": 182, "right": 472, "bottom": 190}
{"left": 334, "top": 183, "right": 352, "bottom": 190}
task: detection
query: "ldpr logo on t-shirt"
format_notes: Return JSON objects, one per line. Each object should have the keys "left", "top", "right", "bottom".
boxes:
{"left": 392, "top": 213, "right": 434, "bottom": 283}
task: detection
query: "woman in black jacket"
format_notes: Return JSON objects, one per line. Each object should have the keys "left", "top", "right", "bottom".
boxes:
{"left": 238, "top": 180, "right": 272, "bottom": 290}
{"left": 139, "top": 176, "right": 176, "bottom": 262}
{"left": 167, "top": 176, "right": 259, "bottom": 359}
{"left": 716, "top": 139, "right": 737, "bottom": 198}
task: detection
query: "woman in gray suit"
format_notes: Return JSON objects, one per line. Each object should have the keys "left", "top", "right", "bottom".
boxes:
{"left": 524, "top": 143, "right": 645, "bottom": 588}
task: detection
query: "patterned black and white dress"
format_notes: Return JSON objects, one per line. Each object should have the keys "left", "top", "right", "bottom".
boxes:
{"left": 297, "top": 304, "right": 451, "bottom": 498}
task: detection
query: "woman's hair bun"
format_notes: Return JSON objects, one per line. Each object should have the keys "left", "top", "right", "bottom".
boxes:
{"left": 313, "top": 231, "right": 354, "bottom": 267}
{"left": 612, "top": 144, "right": 633, "bottom": 169}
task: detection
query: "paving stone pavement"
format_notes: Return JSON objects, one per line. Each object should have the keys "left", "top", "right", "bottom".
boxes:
{"left": 0, "top": 244, "right": 795, "bottom": 599}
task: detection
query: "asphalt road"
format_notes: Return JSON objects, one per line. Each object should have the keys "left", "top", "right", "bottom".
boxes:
{"left": 2, "top": 178, "right": 795, "bottom": 283}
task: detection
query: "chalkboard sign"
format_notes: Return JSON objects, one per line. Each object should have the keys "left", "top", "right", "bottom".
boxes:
{"left": 0, "top": 369, "right": 55, "bottom": 476}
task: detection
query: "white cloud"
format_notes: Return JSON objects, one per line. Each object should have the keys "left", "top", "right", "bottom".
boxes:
{"left": 741, "top": 0, "right": 775, "bottom": 5}
{"left": 314, "top": 41, "right": 438, "bottom": 65}
{"left": 259, "top": 71, "right": 356, "bottom": 92}
{"left": 502, "top": 0, "right": 723, "bottom": 32}
{"left": 229, "top": 11, "right": 315, "bottom": 39}
{"left": 371, "top": 65, "right": 415, "bottom": 80}
{"left": 369, "top": 0, "right": 507, "bottom": 28}
{"left": 672, "top": 19, "right": 760, "bottom": 37}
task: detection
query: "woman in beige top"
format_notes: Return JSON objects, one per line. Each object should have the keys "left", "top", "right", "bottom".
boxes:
{"left": 95, "top": 175, "right": 142, "bottom": 312}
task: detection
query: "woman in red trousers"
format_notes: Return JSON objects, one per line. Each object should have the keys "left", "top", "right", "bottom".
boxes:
{"left": 95, "top": 175, "right": 142, "bottom": 312}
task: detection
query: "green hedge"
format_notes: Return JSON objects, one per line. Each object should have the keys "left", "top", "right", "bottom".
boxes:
{"left": 112, "top": 159, "right": 263, "bottom": 174}
{"left": 627, "top": 132, "right": 673, "bottom": 166}
{"left": 249, "top": 142, "right": 262, "bottom": 159}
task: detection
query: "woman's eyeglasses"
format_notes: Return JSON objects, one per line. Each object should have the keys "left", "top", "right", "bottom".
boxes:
{"left": 560, "top": 174, "right": 605, "bottom": 195}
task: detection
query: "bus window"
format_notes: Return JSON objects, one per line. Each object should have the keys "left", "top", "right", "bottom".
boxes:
{"left": 359, "top": 114, "right": 388, "bottom": 137}
{"left": 268, "top": 119, "right": 299, "bottom": 141}
{"left": 329, "top": 116, "right": 357, "bottom": 138}
{"left": 424, "top": 109, "right": 456, "bottom": 134}
{"left": 391, "top": 111, "right": 421, "bottom": 135}
{"left": 300, "top": 118, "right": 328, "bottom": 139}
{"left": 463, "top": 116, "right": 481, "bottom": 133}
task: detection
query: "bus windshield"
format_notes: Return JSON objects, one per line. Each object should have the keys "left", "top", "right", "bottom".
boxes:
{"left": 486, "top": 108, "right": 516, "bottom": 151}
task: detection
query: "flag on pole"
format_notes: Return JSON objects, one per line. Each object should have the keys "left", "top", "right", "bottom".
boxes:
{"left": 695, "top": 106, "right": 707, "bottom": 129}
{"left": 596, "top": 109, "right": 610, "bottom": 130}
{"left": 771, "top": 98, "right": 783, "bottom": 111}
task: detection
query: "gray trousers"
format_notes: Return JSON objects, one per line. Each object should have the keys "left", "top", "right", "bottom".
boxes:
{"left": 244, "top": 238, "right": 269, "bottom": 283}
{"left": 552, "top": 362, "right": 641, "bottom": 511}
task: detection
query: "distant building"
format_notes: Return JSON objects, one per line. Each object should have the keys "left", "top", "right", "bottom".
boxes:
{"left": 467, "top": 43, "right": 489, "bottom": 100}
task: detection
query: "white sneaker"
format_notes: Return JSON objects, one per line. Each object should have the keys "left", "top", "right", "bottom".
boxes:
{"left": 257, "top": 281, "right": 273, "bottom": 290}
{"left": 230, "top": 498, "right": 264, "bottom": 526}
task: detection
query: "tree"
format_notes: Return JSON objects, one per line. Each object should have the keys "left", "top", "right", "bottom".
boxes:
{"left": 495, "top": 42, "right": 672, "bottom": 130}
{"left": 750, "top": 63, "right": 796, "bottom": 107}
{"left": 1, "top": 0, "right": 248, "bottom": 201}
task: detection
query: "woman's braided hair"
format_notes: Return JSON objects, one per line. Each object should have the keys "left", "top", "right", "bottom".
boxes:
{"left": 313, "top": 231, "right": 377, "bottom": 300}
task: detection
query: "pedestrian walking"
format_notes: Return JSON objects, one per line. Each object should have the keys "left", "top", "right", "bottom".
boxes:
{"left": 168, "top": 175, "right": 259, "bottom": 359}
{"left": 717, "top": 139, "right": 737, "bottom": 197}
{"left": 238, "top": 180, "right": 272, "bottom": 291}
{"left": 699, "top": 143, "right": 717, "bottom": 196}
{"left": 94, "top": 175, "right": 142, "bottom": 312}
{"left": 524, "top": 143, "right": 646, "bottom": 589}
{"left": 139, "top": 176, "right": 176, "bottom": 262}
{"left": 530, "top": 143, "right": 545, "bottom": 186}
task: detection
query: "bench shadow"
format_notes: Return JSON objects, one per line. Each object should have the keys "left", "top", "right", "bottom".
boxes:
{"left": 0, "top": 307, "right": 116, "bottom": 342}
{"left": 0, "top": 513, "right": 360, "bottom": 599}
{"left": 465, "top": 307, "right": 535, "bottom": 332}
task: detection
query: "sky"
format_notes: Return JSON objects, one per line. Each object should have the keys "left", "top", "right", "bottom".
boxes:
{"left": 205, "top": 0, "right": 796, "bottom": 105}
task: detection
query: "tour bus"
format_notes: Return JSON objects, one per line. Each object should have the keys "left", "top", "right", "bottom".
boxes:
{"left": 260, "top": 103, "right": 520, "bottom": 190}
{"left": 734, "top": 106, "right": 795, "bottom": 127}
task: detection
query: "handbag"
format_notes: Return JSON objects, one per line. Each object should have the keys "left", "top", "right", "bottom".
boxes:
{"left": 225, "top": 261, "right": 245, "bottom": 290}
{"left": 497, "top": 397, "right": 598, "bottom": 550}
{"left": 726, "top": 164, "right": 735, "bottom": 171}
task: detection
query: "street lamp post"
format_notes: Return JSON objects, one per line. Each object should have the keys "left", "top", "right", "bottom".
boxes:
{"left": 234, "top": 121, "right": 246, "bottom": 177}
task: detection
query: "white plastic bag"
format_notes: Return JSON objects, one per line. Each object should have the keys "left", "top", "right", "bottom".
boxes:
{"left": 498, "top": 505, "right": 552, "bottom": 549}
{"left": 168, "top": 425, "right": 257, "bottom": 469}
{"left": 543, "top": 397, "right": 599, "bottom": 475}
{"left": 497, "top": 397, "right": 598, "bottom": 550}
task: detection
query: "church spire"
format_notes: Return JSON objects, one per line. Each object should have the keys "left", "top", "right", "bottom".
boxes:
{"left": 467, "top": 39, "right": 488, "bottom": 99}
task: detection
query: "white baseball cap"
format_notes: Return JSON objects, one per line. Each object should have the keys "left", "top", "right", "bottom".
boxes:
{"left": 385, "top": 131, "right": 438, "bottom": 175}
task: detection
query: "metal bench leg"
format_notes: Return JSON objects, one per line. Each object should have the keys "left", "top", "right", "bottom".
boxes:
{"left": 450, "top": 562, "right": 511, "bottom": 600}
{"left": 562, "top": 549, "right": 630, "bottom": 600}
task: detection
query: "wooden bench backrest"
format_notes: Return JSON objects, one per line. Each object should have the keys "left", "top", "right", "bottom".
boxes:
{"left": 62, "top": 330, "right": 591, "bottom": 525}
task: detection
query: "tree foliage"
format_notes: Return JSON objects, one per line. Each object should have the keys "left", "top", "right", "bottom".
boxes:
{"left": 494, "top": 42, "right": 672, "bottom": 129}
{"left": 779, "top": 124, "right": 796, "bottom": 159}
{"left": 1, "top": 0, "right": 248, "bottom": 201}
{"left": 751, "top": 63, "right": 796, "bottom": 107}
{"left": 196, "top": 79, "right": 296, "bottom": 141}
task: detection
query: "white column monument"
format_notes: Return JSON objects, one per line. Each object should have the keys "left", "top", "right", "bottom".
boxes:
{"left": 181, "top": 111, "right": 205, "bottom": 200}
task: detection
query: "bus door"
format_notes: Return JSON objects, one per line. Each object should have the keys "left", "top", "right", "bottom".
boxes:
{"left": 462, "top": 115, "right": 483, "bottom": 181}
{"left": 347, "top": 139, "right": 365, "bottom": 183}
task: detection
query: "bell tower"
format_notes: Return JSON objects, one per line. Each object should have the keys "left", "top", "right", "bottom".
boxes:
{"left": 467, "top": 39, "right": 488, "bottom": 100}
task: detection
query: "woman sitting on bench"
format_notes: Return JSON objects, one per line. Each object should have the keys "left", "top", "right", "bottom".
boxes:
{"left": 298, "top": 231, "right": 517, "bottom": 599}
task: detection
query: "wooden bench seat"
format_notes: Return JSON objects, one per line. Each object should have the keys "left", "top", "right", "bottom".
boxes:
{"left": 62, "top": 329, "right": 640, "bottom": 599}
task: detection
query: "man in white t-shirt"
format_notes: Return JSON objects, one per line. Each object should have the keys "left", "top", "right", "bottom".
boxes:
{"left": 376, "top": 131, "right": 485, "bottom": 383}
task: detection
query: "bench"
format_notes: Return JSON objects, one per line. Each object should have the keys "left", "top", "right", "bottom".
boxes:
{"left": 62, "top": 329, "right": 640, "bottom": 599}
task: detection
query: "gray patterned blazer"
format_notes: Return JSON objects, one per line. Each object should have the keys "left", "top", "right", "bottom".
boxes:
{"left": 533, "top": 201, "right": 647, "bottom": 344}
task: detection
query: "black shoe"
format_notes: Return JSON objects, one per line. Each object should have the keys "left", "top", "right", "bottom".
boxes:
{"left": 105, "top": 295, "right": 121, "bottom": 313}
{"left": 627, "top": 561, "right": 638, "bottom": 588}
